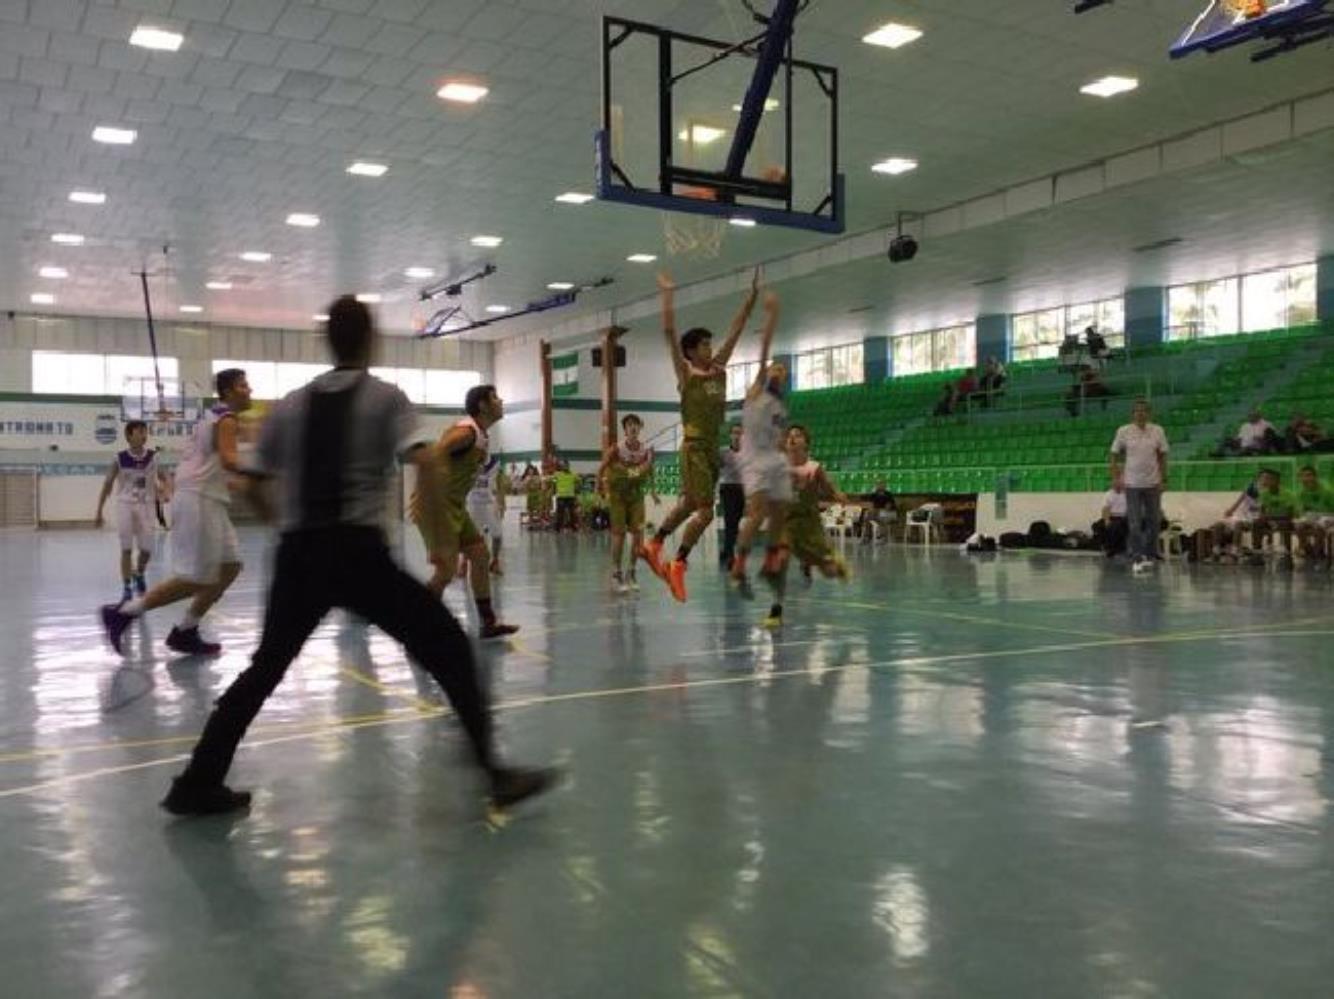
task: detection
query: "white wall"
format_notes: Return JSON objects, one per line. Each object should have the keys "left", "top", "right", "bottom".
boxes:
{"left": 976, "top": 491, "right": 1239, "bottom": 536}
{"left": 0, "top": 312, "right": 492, "bottom": 395}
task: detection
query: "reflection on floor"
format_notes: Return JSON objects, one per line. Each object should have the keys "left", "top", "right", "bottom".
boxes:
{"left": 1, "top": 527, "right": 1332, "bottom": 998}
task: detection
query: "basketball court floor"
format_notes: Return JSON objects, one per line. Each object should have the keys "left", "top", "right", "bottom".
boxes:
{"left": 1, "top": 527, "right": 1331, "bottom": 997}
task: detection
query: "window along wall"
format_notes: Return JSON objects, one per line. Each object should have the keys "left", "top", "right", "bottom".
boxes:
{"left": 793, "top": 342, "right": 864, "bottom": 390}
{"left": 31, "top": 351, "right": 181, "bottom": 396}
{"left": 1011, "top": 297, "right": 1124, "bottom": 363}
{"left": 210, "top": 360, "right": 480, "bottom": 405}
{"left": 1168, "top": 262, "right": 1317, "bottom": 340}
{"left": 890, "top": 324, "right": 976, "bottom": 377}
{"left": 726, "top": 360, "right": 760, "bottom": 401}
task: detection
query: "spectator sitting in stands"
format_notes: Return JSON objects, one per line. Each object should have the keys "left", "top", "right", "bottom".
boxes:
{"left": 1236, "top": 409, "right": 1279, "bottom": 455}
{"left": 1065, "top": 365, "right": 1112, "bottom": 417}
{"left": 1058, "top": 331, "right": 1083, "bottom": 372}
{"left": 1284, "top": 412, "right": 1326, "bottom": 453}
{"left": 980, "top": 356, "right": 1007, "bottom": 407}
{"left": 1092, "top": 469, "right": 1128, "bottom": 557}
{"left": 1195, "top": 476, "right": 1262, "bottom": 563}
{"left": 1085, "top": 325, "right": 1109, "bottom": 363}
{"left": 933, "top": 383, "right": 956, "bottom": 417}
{"left": 860, "top": 480, "right": 898, "bottom": 544}
{"left": 955, "top": 370, "right": 979, "bottom": 409}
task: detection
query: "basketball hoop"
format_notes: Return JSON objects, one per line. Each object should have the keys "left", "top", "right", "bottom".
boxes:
{"left": 663, "top": 211, "right": 727, "bottom": 259}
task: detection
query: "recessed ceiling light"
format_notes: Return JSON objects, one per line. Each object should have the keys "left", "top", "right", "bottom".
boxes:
{"left": 205, "top": 281, "right": 232, "bottom": 290}
{"left": 485, "top": 305, "right": 509, "bottom": 314}
{"left": 871, "top": 157, "right": 918, "bottom": 175}
{"left": 554, "top": 192, "right": 595, "bottom": 204}
{"left": 862, "top": 23, "right": 923, "bottom": 49}
{"left": 130, "top": 26, "right": 184, "bottom": 52}
{"left": 38, "top": 266, "right": 68, "bottom": 279}
{"left": 30, "top": 293, "right": 55, "bottom": 305}
{"left": 547, "top": 281, "right": 575, "bottom": 290}
{"left": 356, "top": 293, "right": 381, "bottom": 304}
{"left": 437, "top": 81, "right": 489, "bottom": 104}
{"left": 286, "top": 213, "right": 320, "bottom": 228}
{"left": 404, "top": 267, "right": 435, "bottom": 280}
{"left": 51, "top": 233, "right": 84, "bottom": 245}
{"left": 313, "top": 313, "right": 330, "bottom": 322}
{"left": 470, "top": 235, "right": 502, "bottom": 248}
{"left": 69, "top": 190, "right": 106, "bottom": 205}
{"left": 1080, "top": 75, "right": 1139, "bottom": 98}
{"left": 92, "top": 125, "right": 137, "bottom": 145}
{"left": 627, "top": 253, "right": 657, "bottom": 264}
{"left": 347, "top": 161, "right": 389, "bottom": 177}
{"left": 677, "top": 125, "right": 726, "bottom": 145}
{"left": 728, "top": 218, "right": 757, "bottom": 228}
{"left": 179, "top": 305, "right": 203, "bottom": 313}
{"left": 731, "top": 98, "right": 780, "bottom": 112}
{"left": 239, "top": 251, "right": 271, "bottom": 262}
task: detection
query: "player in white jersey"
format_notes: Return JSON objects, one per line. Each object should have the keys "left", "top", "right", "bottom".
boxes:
{"left": 729, "top": 291, "right": 787, "bottom": 608}
{"left": 466, "top": 454, "right": 507, "bottom": 576}
{"left": 100, "top": 369, "right": 257, "bottom": 657}
{"left": 95, "top": 419, "right": 168, "bottom": 603}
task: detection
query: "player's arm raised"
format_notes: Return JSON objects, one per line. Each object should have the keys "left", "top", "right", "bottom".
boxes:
{"left": 746, "top": 290, "right": 781, "bottom": 402}
{"left": 715, "top": 266, "right": 761, "bottom": 367}
{"left": 658, "top": 272, "right": 688, "bottom": 387}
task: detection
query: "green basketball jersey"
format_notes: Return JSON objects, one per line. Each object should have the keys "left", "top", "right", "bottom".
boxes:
{"left": 681, "top": 364, "right": 726, "bottom": 442}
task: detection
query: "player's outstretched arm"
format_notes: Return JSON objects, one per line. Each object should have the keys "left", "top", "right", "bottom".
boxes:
{"left": 658, "top": 272, "right": 688, "bottom": 386}
{"left": 716, "top": 267, "right": 761, "bottom": 367}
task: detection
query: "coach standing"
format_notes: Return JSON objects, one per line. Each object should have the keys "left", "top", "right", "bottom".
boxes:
{"left": 1109, "top": 398, "right": 1169, "bottom": 575}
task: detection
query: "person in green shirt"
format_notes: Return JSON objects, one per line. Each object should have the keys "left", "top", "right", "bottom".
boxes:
{"left": 552, "top": 462, "right": 579, "bottom": 532}
{"left": 1294, "top": 465, "right": 1334, "bottom": 564}
{"left": 641, "top": 268, "right": 760, "bottom": 603}
{"left": 1252, "top": 467, "right": 1298, "bottom": 559}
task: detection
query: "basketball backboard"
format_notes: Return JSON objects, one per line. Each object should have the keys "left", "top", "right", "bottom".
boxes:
{"left": 121, "top": 376, "right": 204, "bottom": 425}
{"left": 1170, "top": 0, "right": 1332, "bottom": 60}
{"left": 596, "top": 4, "right": 844, "bottom": 236}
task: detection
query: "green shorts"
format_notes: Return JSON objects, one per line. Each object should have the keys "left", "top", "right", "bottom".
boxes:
{"left": 609, "top": 490, "right": 646, "bottom": 533}
{"left": 681, "top": 438, "right": 720, "bottom": 504}
{"left": 416, "top": 500, "right": 483, "bottom": 565}
{"left": 788, "top": 512, "right": 831, "bottom": 566}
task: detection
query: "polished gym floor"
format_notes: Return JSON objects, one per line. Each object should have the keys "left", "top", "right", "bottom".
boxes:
{"left": 1, "top": 525, "right": 1331, "bottom": 998}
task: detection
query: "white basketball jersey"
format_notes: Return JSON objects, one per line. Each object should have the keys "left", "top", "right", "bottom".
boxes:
{"left": 741, "top": 389, "right": 787, "bottom": 462}
{"left": 173, "top": 404, "right": 233, "bottom": 502}
{"left": 114, "top": 448, "right": 160, "bottom": 505}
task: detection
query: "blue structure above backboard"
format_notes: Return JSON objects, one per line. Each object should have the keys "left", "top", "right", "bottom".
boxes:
{"left": 1170, "top": 0, "right": 1332, "bottom": 60}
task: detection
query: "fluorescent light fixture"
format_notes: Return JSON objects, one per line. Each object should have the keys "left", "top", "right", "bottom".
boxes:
{"left": 69, "top": 190, "right": 106, "bottom": 205}
{"left": 728, "top": 217, "right": 757, "bottom": 228}
{"left": 871, "top": 157, "right": 918, "bottom": 175}
{"left": 347, "top": 161, "right": 389, "bottom": 177}
{"left": 1080, "top": 75, "right": 1139, "bottom": 98}
{"left": 92, "top": 125, "right": 137, "bottom": 145}
{"left": 205, "top": 281, "right": 232, "bottom": 290}
{"left": 554, "top": 192, "right": 595, "bottom": 204}
{"left": 627, "top": 253, "right": 657, "bottom": 264}
{"left": 485, "top": 305, "right": 509, "bottom": 314}
{"left": 38, "top": 266, "right": 68, "bottom": 279}
{"left": 356, "top": 293, "right": 381, "bottom": 304}
{"left": 239, "top": 251, "right": 271, "bottom": 262}
{"left": 437, "top": 81, "right": 489, "bottom": 104}
{"left": 677, "top": 124, "right": 726, "bottom": 145}
{"left": 313, "top": 313, "right": 330, "bottom": 322}
{"left": 731, "top": 98, "right": 780, "bottom": 112}
{"left": 130, "top": 26, "right": 184, "bottom": 52}
{"left": 286, "top": 213, "right": 320, "bottom": 228}
{"left": 30, "top": 293, "right": 55, "bottom": 305}
{"left": 179, "top": 305, "right": 203, "bottom": 314}
{"left": 404, "top": 267, "right": 435, "bottom": 279}
{"left": 862, "top": 22, "right": 923, "bottom": 48}
{"left": 51, "top": 233, "right": 84, "bottom": 245}
{"left": 470, "top": 235, "right": 502, "bottom": 248}
{"left": 547, "top": 281, "right": 575, "bottom": 290}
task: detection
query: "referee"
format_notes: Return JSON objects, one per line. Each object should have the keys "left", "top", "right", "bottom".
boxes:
{"left": 162, "top": 296, "right": 557, "bottom": 816}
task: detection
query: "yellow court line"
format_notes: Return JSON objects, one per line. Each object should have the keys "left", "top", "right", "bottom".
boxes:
{"left": 796, "top": 595, "right": 1121, "bottom": 640}
{"left": 338, "top": 664, "right": 442, "bottom": 713}
{"left": 3, "top": 626, "right": 1331, "bottom": 799}
{"left": 505, "top": 638, "right": 552, "bottom": 663}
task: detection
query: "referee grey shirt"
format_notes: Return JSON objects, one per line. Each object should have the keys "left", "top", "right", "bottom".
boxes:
{"left": 719, "top": 445, "right": 743, "bottom": 486}
{"left": 256, "top": 369, "right": 425, "bottom": 533}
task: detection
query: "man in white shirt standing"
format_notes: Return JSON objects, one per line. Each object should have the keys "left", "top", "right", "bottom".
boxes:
{"left": 1109, "top": 398, "right": 1169, "bottom": 574}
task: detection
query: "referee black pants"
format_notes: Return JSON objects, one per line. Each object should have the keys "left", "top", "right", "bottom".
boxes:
{"left": 718, "top": 483, "right": 745, "bottom": 566}
{"left": 180, "top": 526, "right": 495, "bottom": 788}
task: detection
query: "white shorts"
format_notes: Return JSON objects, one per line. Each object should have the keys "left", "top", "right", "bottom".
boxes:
{"left": 467, "top": 499, "right": 501, "bottom": 538}
{"left": 170, "top": 491, "right": 240, "bottom": 584}
{"left": 741, "top": 456, "right": 793, "bottom": 503}
{"left": 116, "top": 502, "right": 155, "bottom": 551}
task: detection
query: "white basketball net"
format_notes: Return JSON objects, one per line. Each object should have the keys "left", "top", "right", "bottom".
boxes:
{"left": 662, "top": 211, "right": 726, "bottom": 259}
